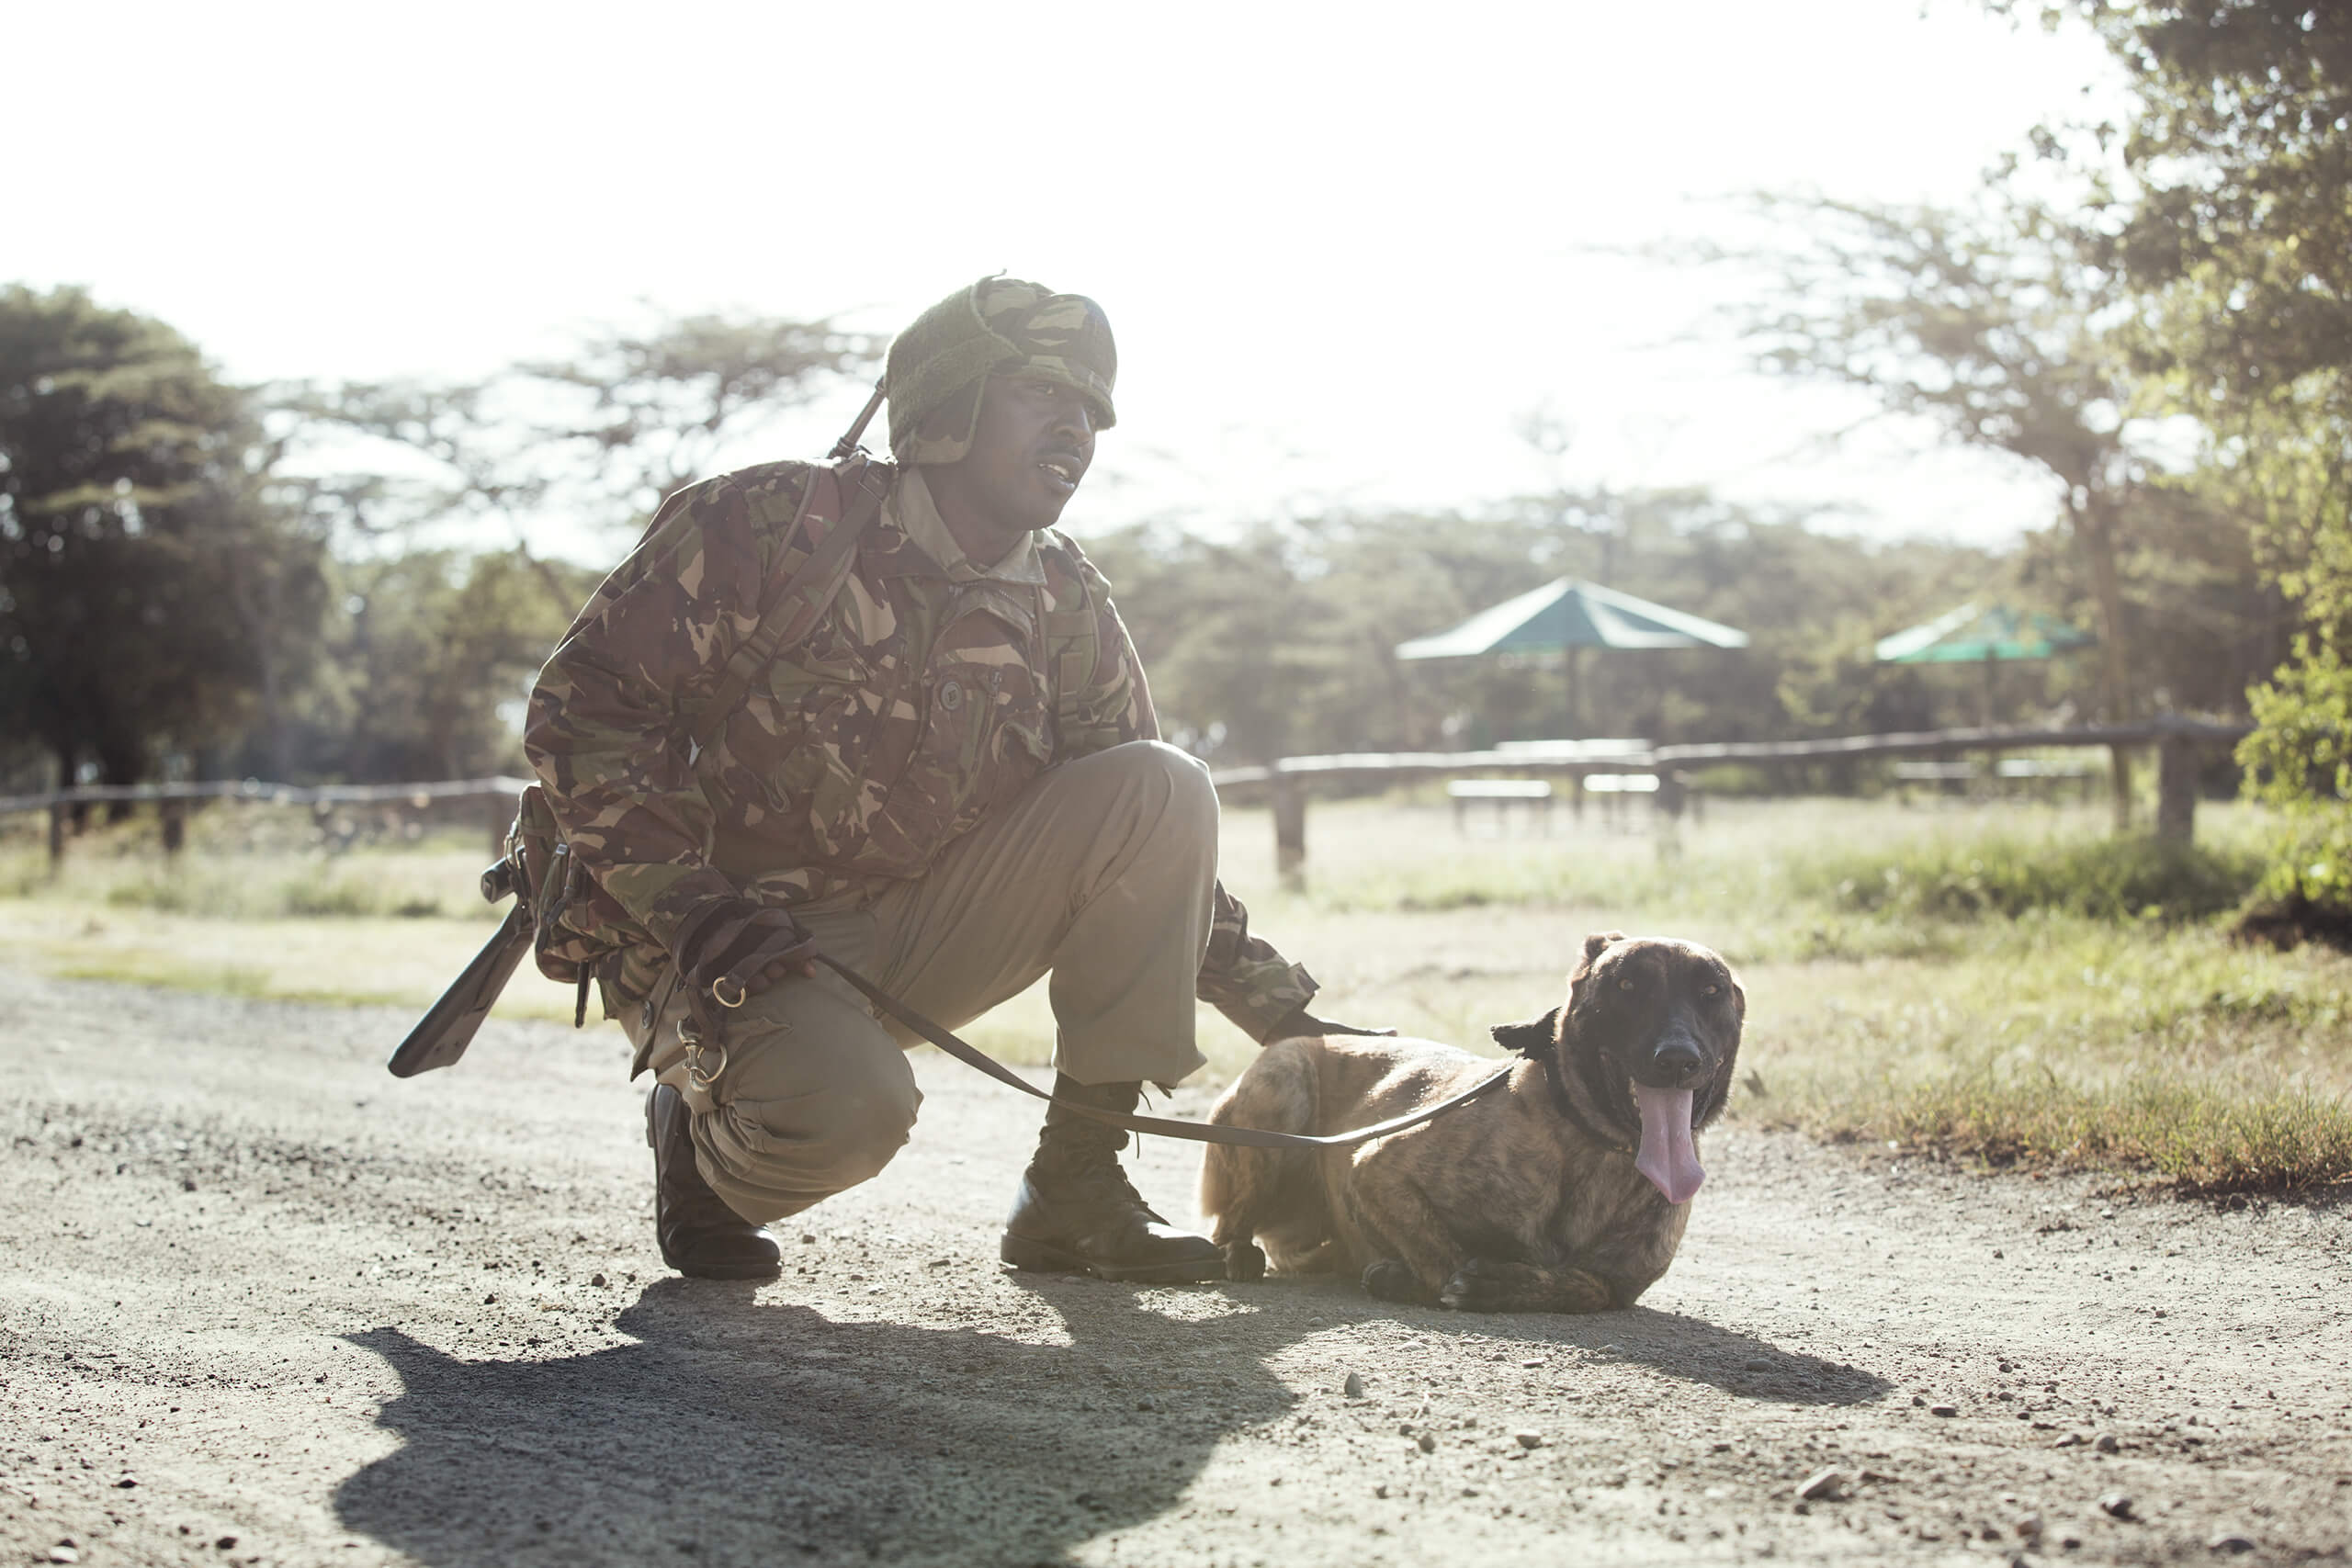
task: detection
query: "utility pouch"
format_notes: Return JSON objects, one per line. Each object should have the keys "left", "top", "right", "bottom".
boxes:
{"left": 500, "top": 783, "right": 632, "bottom": 987}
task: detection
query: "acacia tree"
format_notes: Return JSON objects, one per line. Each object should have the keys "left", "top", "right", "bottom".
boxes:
{"left": 0, "top": 287, "right": 322, "bottom": 794}
{"left": 286, "top": 310, "right": 882, "bottom": 617}
{"left": 1697, "top": 190, "right": 2196, "bottom": 821}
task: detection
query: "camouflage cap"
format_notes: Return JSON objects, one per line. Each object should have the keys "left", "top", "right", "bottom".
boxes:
{"left": 886, "top": 276, "right": 1117, "bottom": 465}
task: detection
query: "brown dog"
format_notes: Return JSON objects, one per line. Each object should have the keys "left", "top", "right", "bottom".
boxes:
{"left": 1198, "top": 932, "right": 1742, "bottom": 1313}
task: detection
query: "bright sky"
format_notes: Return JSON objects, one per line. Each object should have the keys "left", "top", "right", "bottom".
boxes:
{"left": 14, "top": 1, "right": 2124, "bottom": 558}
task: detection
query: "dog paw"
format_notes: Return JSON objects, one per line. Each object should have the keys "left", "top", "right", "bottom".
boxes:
{"left": 1222, "top": 1240, "right": 1266, "bottom": 1283}
{"left": 1438, "top": 1257, "right": 1506, "bottom": 1312}
{"left": 1361, "top": 1258, "right": 1421, "bottom": 1303}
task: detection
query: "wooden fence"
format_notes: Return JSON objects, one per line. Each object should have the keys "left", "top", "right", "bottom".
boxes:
{"left": 0, "top": 776, "right": 534, "bottom": 866}
{"left": 2, "top": 714, "right": 2252, "bottom": 875}
{"left": 1205, "top": 715, "right": 2254, "bottom": 879}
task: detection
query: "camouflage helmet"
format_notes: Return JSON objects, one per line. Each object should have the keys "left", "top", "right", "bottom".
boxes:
{"left": 886, "top": 276, "right": 1117, "bottom": 465}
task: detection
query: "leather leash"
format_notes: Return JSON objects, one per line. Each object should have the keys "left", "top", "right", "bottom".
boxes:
{"left": 809, "top": 953, "right": 1514, "bottom": 1151}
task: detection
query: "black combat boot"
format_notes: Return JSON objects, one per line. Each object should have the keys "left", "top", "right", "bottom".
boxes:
{"left": 646, "top": 1083, "right": 781, "bottom": 1280}
{"left": 1001, "top": 1076, "right": 1227, "bottom": 1283}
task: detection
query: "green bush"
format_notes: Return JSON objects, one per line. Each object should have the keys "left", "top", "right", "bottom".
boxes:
{"left": 1802, "top": 833, "right": 2262, "bottom": 923}
{"left": 2233, "top": 638, "right": 2352, "bottom": 945}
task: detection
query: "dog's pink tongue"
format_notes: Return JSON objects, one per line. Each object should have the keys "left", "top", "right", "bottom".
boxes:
{"left": 1634, "top": 1085, "right": 1703, "bottom": 1204}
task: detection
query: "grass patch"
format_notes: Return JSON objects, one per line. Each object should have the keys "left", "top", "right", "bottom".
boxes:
{"left": 6, "top": 814, "right": 504, "bottom": 925}
{"left": 1797, "top": 833, "right": 2261, "bottom": 923}
{"left": 1776, "top": 1066, "right": 2352, "bottom": 1195}
{"left": 0, "top": 904, "right": 583, "bottom": 1022}
{"left": 8, "top": 790, "right": 2349, "bottom": 1191}
{"left": 1210, "top": 795, "right": 2352, "bottom": 1194}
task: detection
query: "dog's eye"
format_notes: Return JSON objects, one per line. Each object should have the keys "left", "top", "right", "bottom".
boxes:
{"left": 1617, "top": 977, "right": 1634, "bottom": 991}
{"left": 1702, "top": 984, "right": 1720, "bottom": 997}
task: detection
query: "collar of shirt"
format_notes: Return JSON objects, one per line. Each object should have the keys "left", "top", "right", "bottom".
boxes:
{"left": 876, "top": 467, "right": 1047, "bottom": 586}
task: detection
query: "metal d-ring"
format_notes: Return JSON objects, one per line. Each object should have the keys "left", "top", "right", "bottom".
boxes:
{"left": 678, "top": 1016, "right": 729, "bottom": 1092}
{"left": 711, "top": 975, "right": 749, "bottom": 1010}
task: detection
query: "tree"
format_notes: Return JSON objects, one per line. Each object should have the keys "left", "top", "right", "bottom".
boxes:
{"left": 1692, "top": 187, "right": 2235, "bottom": 821}
{"left": 2017, "top": 0, "right": 2352, "bottom": 922}
{"left": 1089, "top": 491, "right": 2002, "bottom": 767}
{"left": 309, "top": 548, "right": 596, "bottom": 783}
{"left": 0, "top": 286, "right": 323, "bottom": 795}
{"left": 284, "top": 310, "right": 882, "bottom": 618}
{"left": 1089, "top": 521, "right": 1357, "bottom": 763}
{"left": 2030, "top": 2, "right": 2352, "bottom": 402}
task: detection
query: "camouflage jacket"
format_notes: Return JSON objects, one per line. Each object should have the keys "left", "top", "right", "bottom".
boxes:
{"left": 523, "top": 457, "right": 1316, "bottom": 1040}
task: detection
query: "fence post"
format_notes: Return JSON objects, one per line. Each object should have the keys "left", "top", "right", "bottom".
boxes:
{"left": 2107, "top": 743, "right": 2134, "bottom": 833}
{"left": 160, "top": 796, "right": 187, "bottom": 858}
{"left": 48, "top": 802, "right": 66, "bottom": 871}
{"left": 1656, "top": 770, "right": 1688, "bottom": 820}
{"left": 1271, "top": 773, "right": 1307, "bottom": 891}
{"left": 2154, "top": 734, "right": 2197, "bottom": 842}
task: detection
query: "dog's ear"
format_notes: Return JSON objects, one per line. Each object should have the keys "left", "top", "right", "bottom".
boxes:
{"left": 1489, "top": 1006, "right": 1562, "bottom": 1056}
{"left": 1572, "top": 931, "right": 1626, "bottom": 982}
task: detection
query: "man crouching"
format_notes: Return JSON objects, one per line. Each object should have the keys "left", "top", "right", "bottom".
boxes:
{"left": 523, "top": 276, "right": 1373, "bottom": 1284}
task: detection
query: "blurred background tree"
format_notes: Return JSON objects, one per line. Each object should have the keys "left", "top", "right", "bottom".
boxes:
{"left": 2001, "top": 0, "right": 2352, "bottom": 928}
{"left": 1690, "top": 187, "right": 2211, "bottom": 820}
{"left": 0, "top": 298, "right": 876, "bottom": 797}
{"left": 284, "top": 310, "right": 880, "bottom": 618}
{"left": 0, "top": 286, "right": 325, "bottom": 802}
{"left": 304, "top": 548, "right": 599, "bottom": 784}
{"left": 1091, "top": 491, "right": 2004, "bottom": 768}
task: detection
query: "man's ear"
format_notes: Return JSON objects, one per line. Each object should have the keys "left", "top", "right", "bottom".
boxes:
{"left": 1572, "top": 931, "right": 1626, "bottom": 982}
{"left": 1489, "top": 1006, "right": 1562, "bottom": 1056}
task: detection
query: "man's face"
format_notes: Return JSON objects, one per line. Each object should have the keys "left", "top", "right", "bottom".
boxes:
{"left": 923, "top": 371, "right": 1098, "bottom": 557}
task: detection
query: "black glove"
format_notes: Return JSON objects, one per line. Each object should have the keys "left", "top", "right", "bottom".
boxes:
{"left": 671, "top": 897, "right": 820, "bottom": 1009}
{"left": 1260, "top": 1005, "right": 1397, "bottom": 1044}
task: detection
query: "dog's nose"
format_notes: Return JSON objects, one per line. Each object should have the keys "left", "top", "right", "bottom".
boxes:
{"left": 1653, "top": 1039, "right": 1704, "bottom": 1084}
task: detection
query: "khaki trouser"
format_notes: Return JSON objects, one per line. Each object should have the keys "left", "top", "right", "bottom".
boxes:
{"left": 624, "top": 740, "right": 1218, "bottom": 1225}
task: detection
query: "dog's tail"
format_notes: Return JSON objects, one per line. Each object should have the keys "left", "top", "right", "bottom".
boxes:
{"left": 1198, "top": 1037, "right": 1321, "bottom": 1247}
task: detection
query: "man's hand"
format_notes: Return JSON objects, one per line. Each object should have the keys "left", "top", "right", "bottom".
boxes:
{"left": 1260, "top": 1006, "right": 1397, "bottom": 1044}
{"left": 672, "top": 897, "right": 820, "bottom": 1007}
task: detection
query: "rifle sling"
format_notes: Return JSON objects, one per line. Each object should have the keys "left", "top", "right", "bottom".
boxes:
{"left": 813, "top": 953, "right": 1512, "bottom": 1151}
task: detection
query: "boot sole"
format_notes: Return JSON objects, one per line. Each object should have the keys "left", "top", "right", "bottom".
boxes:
{"left": 661, "top": 1250, "right": 784, "bottom": 1282}
{"left": 1000, "top": 1232, "right": 1228, "bottom": 1284}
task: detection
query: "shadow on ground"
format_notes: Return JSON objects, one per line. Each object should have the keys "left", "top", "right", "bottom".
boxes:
{"left": 335, "top": 1273, "right": 1885, "bottom": 1565}
{"left": 1562, "top": 1304, "right": 1890, "bottom": 1405}
{"left": 1194, "top": 1272, "right": 1889, "bottom": 1409}
{"left": 335, "top": 1277, "right": 1303, "bottom": 1567}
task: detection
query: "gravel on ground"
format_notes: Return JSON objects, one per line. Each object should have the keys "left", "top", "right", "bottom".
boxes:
{"left": 3, "top": 967, "right": 2347, "bottom": 1566}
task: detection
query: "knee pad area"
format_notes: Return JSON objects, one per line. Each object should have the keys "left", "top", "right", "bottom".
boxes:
{"left": 1113, "top": 739, "right": 1216, "bottom": 823}
{"left": 699, "top": 1082, "right": 921, "bottom": 1201}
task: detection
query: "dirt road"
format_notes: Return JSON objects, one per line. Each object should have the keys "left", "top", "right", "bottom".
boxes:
{"left": 4, "top": 966, "right": 2347, "bottom": 1567}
